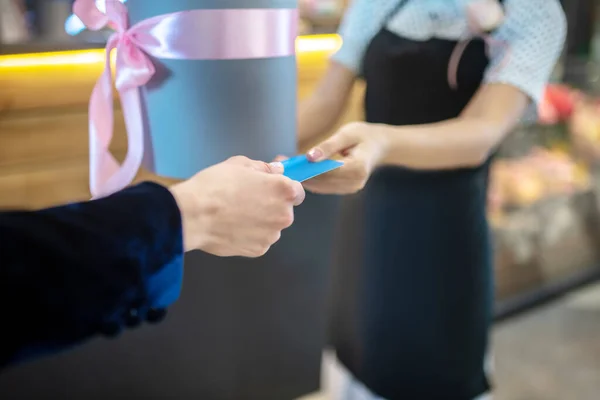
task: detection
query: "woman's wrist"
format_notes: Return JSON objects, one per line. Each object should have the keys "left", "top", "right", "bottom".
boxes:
{"left": 368, "top": 123, "right": 395, "bottom": 167}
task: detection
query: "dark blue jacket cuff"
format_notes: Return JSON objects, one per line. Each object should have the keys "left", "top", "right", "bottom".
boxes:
{"left": 0, "top": 182, "right": 184, "bottom": 368}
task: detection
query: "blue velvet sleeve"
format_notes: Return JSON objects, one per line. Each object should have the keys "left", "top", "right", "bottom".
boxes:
{"left": 0, "top": 182, "right": 184, "bottom": 368}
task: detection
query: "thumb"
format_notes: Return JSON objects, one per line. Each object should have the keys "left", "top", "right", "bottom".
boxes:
{"left": 307, "top": 130, "right": 357, "bottom": 162}
{"left": 248, "top": 160, "right": 284, "bottom": 174}
{"left": 267, "top": 161, "right": 285, "bottom": 174}
{"left": 229, "top": 156, "right": 284, "bottom": 174}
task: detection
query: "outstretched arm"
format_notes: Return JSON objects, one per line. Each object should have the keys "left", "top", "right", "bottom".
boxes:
{"left": 0, "top": 182, "right": 184, "bottom": 368}
{"left": 377, "top": 83, "right": 530, "bottom": 170}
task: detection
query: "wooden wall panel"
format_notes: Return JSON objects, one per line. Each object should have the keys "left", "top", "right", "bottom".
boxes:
{"left": 0, "top": 62, "right": 104, "bottom": 111}
{"left": 0, "top": 108, "right": 127, "bottom": 169}
{"left": 0, "top": 160, "right": 91, "bottom": 209}
{"left": 0, "top": 161, "right": 178, "bottom": 210}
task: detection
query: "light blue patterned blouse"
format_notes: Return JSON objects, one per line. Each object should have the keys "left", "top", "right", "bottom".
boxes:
{"left": 332, "top": 0, "right": 566, "bottom": 110}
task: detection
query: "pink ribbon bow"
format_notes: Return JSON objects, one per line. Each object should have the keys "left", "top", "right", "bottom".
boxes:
{"left": 74, "top": 0, "right": 297, "bottom": 198}
{"left": 447, "top": 0, "right": 510, "bottom": 90}
{"left": 74, "top": 0, "right": 154, "bottom": 198}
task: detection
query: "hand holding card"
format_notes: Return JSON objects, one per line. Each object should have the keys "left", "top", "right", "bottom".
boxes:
{"left": 281, "top": 155, "right": 344, "bottom": 182}
{"left": 301, "top": 122, "right": 389, "bottom": 194}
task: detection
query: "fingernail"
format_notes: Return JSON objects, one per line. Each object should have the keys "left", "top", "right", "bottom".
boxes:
{"left": 307, "top": 148, "right": 323, "bottom": 161}
{"left": 268, "top": 161, "right": 284, "bottom": 173}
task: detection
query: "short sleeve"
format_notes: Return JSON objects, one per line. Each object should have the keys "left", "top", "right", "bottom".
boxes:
{"left": 331, "top": 0, "right": 395, "bottom": 73}
{"left": 484, "top": 0, "right": 566, "bottom": 118}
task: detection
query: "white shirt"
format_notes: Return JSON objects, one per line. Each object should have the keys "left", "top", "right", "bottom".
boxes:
{"left": 332, "top": 0, "right": 567, "bottom": 113}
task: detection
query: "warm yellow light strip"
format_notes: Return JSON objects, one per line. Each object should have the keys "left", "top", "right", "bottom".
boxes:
{"left": 0, "top": 34, "right": 342, "bottom": 69}
{"left": 296, "top": 34, "right": 342, "bottom": 54}
{"left": 0, "top": 50, "right": 106, "bottom": 68}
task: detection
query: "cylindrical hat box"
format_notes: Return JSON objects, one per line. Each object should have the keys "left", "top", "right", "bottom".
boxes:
{"left": 135, "top": 0, "right": 298, "bottom": 179}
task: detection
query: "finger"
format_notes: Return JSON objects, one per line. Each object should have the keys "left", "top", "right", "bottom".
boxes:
{"left": 302, "top": 180, "right": 331, "bottom": 194}
{"left": 303, "top": 179, "right": 349, "bottom": 195}
{"left": 290, "top": 180, "right": 306, "bottom": 206}
{"left": 297, "top": 158, "right": 353, "bottom": 189}
{"left": 301, "top": 159, "right": 364, "bottom": 195}
{"left": 245, "top": 160, "right": 284, "bottom": 174}
{"left": 307, "top": 130, "right": 358, "bottom": 162}
{"left": 226, "top": 156, "right": 284, "bottom": 174}
{"left": 306, "top": 180, "right": 362, "bottom": 195}
{"left": 267, "top": 161, "right": 284, "bottom": 174}
{"left": 306, "top": 157, "right": 356, "bottom": 180}
{"left": 302, "top": 171, "right": 347, "bottom": 192}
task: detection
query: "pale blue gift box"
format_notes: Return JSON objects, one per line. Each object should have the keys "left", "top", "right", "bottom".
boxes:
{"left": 135, "top": 0, "right": 298, "bottom": 179}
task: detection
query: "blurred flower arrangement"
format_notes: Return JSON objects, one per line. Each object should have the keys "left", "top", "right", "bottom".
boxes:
{"left": 488, "top": 83, "right": 597, "bottom": 222}
{"left": 539, "top": 83, "right": 600, "bottom": 163}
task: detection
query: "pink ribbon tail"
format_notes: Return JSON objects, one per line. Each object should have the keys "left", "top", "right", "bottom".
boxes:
{"left": 89, "top": 35, "right": 145, "bottom": 199}
{"left": 448, "top": 38, "right": 472, "bottom": 90}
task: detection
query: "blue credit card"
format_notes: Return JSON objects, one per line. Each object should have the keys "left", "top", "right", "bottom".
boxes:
{"left": 282, "top": 155, "right": 343, "bottom": 182}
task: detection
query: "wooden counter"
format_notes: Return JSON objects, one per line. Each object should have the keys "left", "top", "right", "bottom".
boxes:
{"left": 0, "top": 35, "right": 365, "bottom": 209}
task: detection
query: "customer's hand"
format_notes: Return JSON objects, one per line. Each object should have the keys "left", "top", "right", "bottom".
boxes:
{"left": 302, "top": 122, "right": 389, "bottom": 194}
{"left": 170, "top": 156, "right": 305, "bottom": 257}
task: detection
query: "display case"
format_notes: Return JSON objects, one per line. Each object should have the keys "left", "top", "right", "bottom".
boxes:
{"left": 490, "top": 1, "right": 600, "bottom": 315}
{"left": 491, "top": 82, "right": 600, "bottom": 318}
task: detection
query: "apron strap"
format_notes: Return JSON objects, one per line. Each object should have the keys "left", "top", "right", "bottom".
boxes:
{"left": 448, "top": 0, "right": 508, "bottom": 90}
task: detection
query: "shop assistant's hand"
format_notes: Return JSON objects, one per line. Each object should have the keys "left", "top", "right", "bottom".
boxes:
{"left": 170, "top": 156, "right": 305, "bottom": 257}
{"left": 303, "top": 122, "right": 389, "bottom": 194}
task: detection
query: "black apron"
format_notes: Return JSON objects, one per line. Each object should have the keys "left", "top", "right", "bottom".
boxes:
{"left": 329, "top": 3, "right": 496, "bottom": 399}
